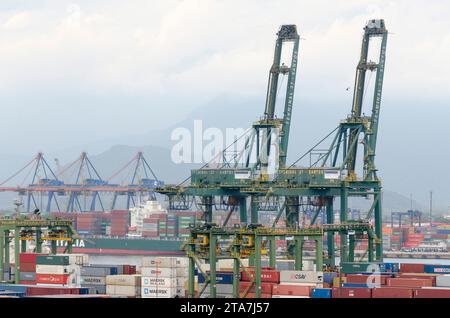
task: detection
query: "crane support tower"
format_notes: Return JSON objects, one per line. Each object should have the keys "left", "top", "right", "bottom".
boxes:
{"left": 0, "top": 216, "right": 77, "bottom": 284}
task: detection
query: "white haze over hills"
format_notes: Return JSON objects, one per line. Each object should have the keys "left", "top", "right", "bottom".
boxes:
{"left": 0, "top": 1, "right": 449, "bottom": 212}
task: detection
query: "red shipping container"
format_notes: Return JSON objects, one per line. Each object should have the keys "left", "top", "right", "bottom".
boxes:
{"left": 372, "top": 287, "right": 413, "bottom": 298}
{"left": 346, "top": 274, "right": 387, "bottom": 285}
{"left": 239, "top": 282, "right": 275, "bottom": 294}
{"left": 240, "top": 292, "right": 272, "bottom": 298}
{"left": 123, "top": 265, "right": 137, "bottom": 275}
{"left": 400, "top": 263, "right": 425, "bottom": 273}
{"left": 332, "top": 287, "right": 371, "bottom": 298}
{"left": 386, "top": 278, "right": 433, "bottom": 288}
{"left": 272, "top": 285, "right": 312, "bottom": 296}
{"left": 414, "top": 288, "right": 450, "bottom": 298}
{"left": 19, "top": 253, "right": 46, "bottom": 264}
{"left": 20, "top": 262, "right": 36, "bottom": 272}
{"left": 26, "top": 286, "right": 80, "bottom": 296}
{"left": 241, "top": 269, "right": 279, "bottom": 283}
{"left": 35, "top": 274, "right": 70, "bottom": 285}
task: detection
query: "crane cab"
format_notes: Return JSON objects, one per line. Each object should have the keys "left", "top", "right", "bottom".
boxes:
{"left": 195, "top": 234, "right": 209, "bottom": 247}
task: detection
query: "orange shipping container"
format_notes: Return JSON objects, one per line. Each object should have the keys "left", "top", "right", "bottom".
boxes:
{"left": 386, "top": 278, "right": 433, "bottom": 288}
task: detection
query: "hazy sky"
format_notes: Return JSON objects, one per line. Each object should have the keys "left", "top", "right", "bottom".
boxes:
{"left": 0, "top": 1, "right": 449, "bottom": 208}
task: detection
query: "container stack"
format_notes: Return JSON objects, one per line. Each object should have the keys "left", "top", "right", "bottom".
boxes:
{"left": 106, "top": 274, "right": 141, "bottom": 298}
{"left": 142, "top": 213, "right": 165, "bottom": 238}
{"left": 141, "top": 257, "right": 188, "bottom": 298}
{"left": 110, "top": 210, "right": 129, "bottom": 237}
{"left": 240, "top": 267, "right": 280, "bottom": 298}
{"left": 177, "top": 215, "right": 196, "bottom": 239}
{"left": 166, "top": 215, "right": 178, "bottom": 239}
{"left": 80, "top": 265, "right": 120, "bottom": 294}
{"left": 35, "top": 255, "right": 81, "bottom": 287}
{"left": 199, "top": 271, "right": 234, "bottom": 298}
{"left": 19, "top": 253, "right": 46, "bottom": 285}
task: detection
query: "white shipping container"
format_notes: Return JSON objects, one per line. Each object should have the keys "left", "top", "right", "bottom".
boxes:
{"left": 280, "top": 282, "right": 323, "bottom": 288}
{"left": 176, "top": 277, "right": 187, "bottom": 287}
{"left": 142, "top": 276, "right": 177, "bottom": 287}
{"left": 36, "top": 264, "right": 79, "bottom": 275}
{"left": 106, "top": 275, "right": 141, "bottom": 286}
{"left": 176, "top": 267, "right": 188, "bottom": 277}
{"left": 141, "top": 267, "right": 177, "bottom": 277}
{"left": 141, "top": 257, "right": 188, "bottom": 268}
{"left": 141, "top": 286, "right": 177, "bottom": 298}
{"left": 106, "top": 284, "right": 141, "bottom": 296}
{"left": 436, "top": 275, "right": 450, "bottom": 287}
{"left": 280, "top": 271, "right": 324, "bottom": 284}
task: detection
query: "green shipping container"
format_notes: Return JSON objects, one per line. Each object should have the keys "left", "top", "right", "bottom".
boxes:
{"left": 36, "top": 255, "right": 70, "bottom": 265}
{"left": 340, "top": 262, "right": 383, "bottom": 274}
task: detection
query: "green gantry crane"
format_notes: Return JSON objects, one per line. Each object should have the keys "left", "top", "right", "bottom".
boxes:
{"left": 157, "top": 20, "right": 389, "bottom": 297}
{"left": 0, "top": 217, "right": 77, "bottom": 284}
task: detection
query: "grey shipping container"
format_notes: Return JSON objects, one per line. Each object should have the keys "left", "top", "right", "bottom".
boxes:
{"left": 81, "top": 276, "right": 107, "bottom": 285}
{"left": 200, "top": 284, "right": 234, "bottom": 294}
{"left": 19, "top": 272, "right": 36, "bottom": 281}
{"left": 81, "top": 266, "right": 117, "bottom": 277}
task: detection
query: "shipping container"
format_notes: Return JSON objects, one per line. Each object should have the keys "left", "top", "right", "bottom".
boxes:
{"left": 414, "top": 288, "right": 450, "bottom": 298}
{"left": 36, "top": 255, "right": 70, "bottom": 266}
{"left": 141, "top": 286, "right": 177, "bottom": 298}
{"left": 272, "top": 284, "right": 311, "bottom": 296}
{"left": 142, "top": 277, "right": 177, "bottom": 287}
{"left": 279, "top": 271, "right": 323, "bottom": 284}
{"left": 424, "top": 264, "right": 450, "bottom": 274}
{"left": 340, "top": 262, "right": 385, "bottom": 274}
{"left": 35, "top": 273, "right": 70, "bottom": 285}
{"left": 436, "top": 275, "right": 450, "bottom": 287}
{"left": 332, "top": 287, "right": 371, "bottom": 298}
{"left": 19, "top": 262, "right": 36, "bottom": 272}
{"left": 241, "top": 269, "right": 280, "bottom": 283}
{"left": 346, "top": 274, "right": 387, "bottom": 286}
{"left": 239, "top": 281, "right": 275, "bottom": 294}
{"left": 400, "top": 263, "right": 424, "bottom": 273}
{"left": 36, "top": 264, "right": 77, "bottom": 275}
{"left": 201, "top": 284, "right": 234, "bottom": 294}
{"left": 81, "top": 276, "right": 106, "bottom": 285}
{"left": 81, "top": 266, "right": 118, "bottom": 277}
{"left": 371, "top": 287, "right": 413, "bottom": 298}
{"left": 106, "top": 275, "right": 141, "bottom": 286}
{"left": 141, "top": 257, "right": 188, "bottom": 268}
{"left": 386, "top": 278, "right": 433, "bottom": 288}
{"left": 106, "top": 285, "right": 140, "bottom": 297}
{"left": 238, "top": 292, "right": 272, "bottom": 298}
{"left": 311, "top": 288, "right": 332, "bottom": 298}
{"left": 82, "top": 284, "right": 107, "bottom": 294}
{"left": 19, "top": 272, "right": 36, "bottom": 281}
{"left": 19, "top": 253, "right": 46, "bottom": 264}
{"left": 141, "top": 267, "right": 177, "bottom": 278}
{"left": 198, "top": 272, "right": 234, "bottom": 284}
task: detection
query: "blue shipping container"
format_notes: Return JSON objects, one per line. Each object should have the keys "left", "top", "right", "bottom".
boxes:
{"left": 198, "top": 272, "right": 235, "bottom": 284}
{"left": 312, "top": 288, "right": 332, "bottom": 298}
{"left": 383, "top": 263, "right": 400, "bottom": 272}
{"left": 341, "top": 283, "right": 370, "bottom": 288}
{"left": 0, "top": 284, "right": 28, "bottom": 294}
{"left": 424, "top": 264, "right": 450, "bottom": 274}
{"left": 323, "top": 272, "right": 338, "bottom": 284}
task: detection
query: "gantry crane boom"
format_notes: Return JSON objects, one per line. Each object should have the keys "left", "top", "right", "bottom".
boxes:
{"left": 263, "top": 25, "right": 300, "bottom": 168}
{"left": 347, "top": 19, "right": 388, "bottom": 178}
